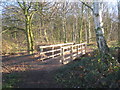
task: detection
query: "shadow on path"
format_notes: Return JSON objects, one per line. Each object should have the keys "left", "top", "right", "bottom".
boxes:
{"left": 2, "top": 48, "right": 93, "bottom": 88}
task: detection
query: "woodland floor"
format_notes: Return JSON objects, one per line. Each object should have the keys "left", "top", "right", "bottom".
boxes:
{"left": 2, "top": 48, "right": 99, "bottom": 88}
{"left": 2, "top": 53, "right": 64, "bottom": 88}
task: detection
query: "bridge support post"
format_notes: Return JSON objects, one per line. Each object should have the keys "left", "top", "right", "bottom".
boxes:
{"left": 70, "top": 45, "right": 73, "bottom": 60}
{"left": 81, "top": 44, "right": 83, "bottom": 55}
{"left": 60, "top": 47, "right": 64, "bottom": 64}
{"left": 52, "top": 46, "right": 54, "bottom": 58}
{"left": 39, "top": 46, "right": 44, "bottom": 61}
{"left": 77, "top": 45, "right": 79, "bottom": 57}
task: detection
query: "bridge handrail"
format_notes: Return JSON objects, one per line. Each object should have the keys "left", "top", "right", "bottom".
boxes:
{"left": 39, "top": 42, "right": 87, "bottom": 64}
{"left": 39, "top": 43, "right": 74, "bottom": 48}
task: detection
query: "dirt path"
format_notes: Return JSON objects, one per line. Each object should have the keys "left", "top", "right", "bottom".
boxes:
{"left": 15, "top": 67, "right": 63, "bottom": 88}
{"left": 2, "top": 53, "right": 64, "bottom": 88}
{"left": 2, "top": 48, "right": 93, "bottom": 88}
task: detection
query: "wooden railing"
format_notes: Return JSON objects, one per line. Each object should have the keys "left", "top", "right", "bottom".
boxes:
{"left": 39, "top": 43, "right": 87, "bottom": 64}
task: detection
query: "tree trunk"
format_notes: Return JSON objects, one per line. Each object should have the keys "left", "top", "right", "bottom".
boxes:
{"left": 75, "top": 15, "right": 78, "bottom": 43}
{"left": 118, "top": 0, "right": 120, "bottom": 44}
{"left": 85, "top": 7, "right": 89, "bottom": 44}
{"left": 25, "top": 16, "right": 34, "bottom": 54}
{"left": 72, "top": 23, "right": 75, "bottom": 43}
{"left": 88, "top": 8, "right": 92, "bottom": 43}
{"left": 50, "top": 21, "right": 55, "bottom": 43}
{"left": 62, "top": 17, "right": 67, "bottom": 43}
{"left": 18, "top": 1, "right": 35, "bottom": 54}
{"left": 80, "top": 4, "right": 84, "bottom": 43}
{"left": 43, "top": 28, "right": 49, "bottom": 43}
{"left": 107, "top": 20, "right": 113, "bottom": 41}
{"left": 62, "top": 2, "right": 67, "bottom": 43}
{"left": 85, "top": 20, "right": 89, "bottom": 44}
{"left": 93, "top": 1, "right": 109, "bottom": 56}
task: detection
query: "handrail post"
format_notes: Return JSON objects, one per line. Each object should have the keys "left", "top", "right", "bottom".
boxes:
{"left": 39, "top": 46, "right": 43, "bottom": 61}
{"left": 59, "top": 47, "right": 64, "bottom": 64}
{"left": 59, "top": 46, "right": 62, "bottom": 63}
{"left": 81, "top": 44, "right": 83, "bottom": 55}
{"left": 77, "top": 45, "right": 79, "bottom": 57}
{"left": 59, "top": 46, "right": 62, "bottom": 56}
{"left": 83, "top": 44, "right": 85, "bottom": 54}
{"left": 70, "top": 45, "right": 73, "bottom": 60}
{"left": 83, "top": 43, "right": 86, "bottom": 54}
{"left": 52, "top": 46, "right": 54, "bottom": 58}
{"left": 61, "top": 47, "right": 64, "bottom": 64}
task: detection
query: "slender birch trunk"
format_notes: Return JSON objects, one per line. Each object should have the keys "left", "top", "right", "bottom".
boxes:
{"left": 93, "top": 1, "right": 109, "bottom": 56}
{"left": 118, "top": 0, "right": 120, "bottom": 44}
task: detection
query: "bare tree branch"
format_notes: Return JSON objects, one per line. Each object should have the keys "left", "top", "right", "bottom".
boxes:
{"left": 79, "top": 0, "right": 93, "bottom": 11}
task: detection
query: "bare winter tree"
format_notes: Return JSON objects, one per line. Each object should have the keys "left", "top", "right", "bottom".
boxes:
{"left": 118, "top": 0, "right": 120, "bottom": 44}
{"left": 93, "top": 1, "right": 109, "bottom": 57}
{"left": 80, "top": 0, "right": 109, "bottom": 59}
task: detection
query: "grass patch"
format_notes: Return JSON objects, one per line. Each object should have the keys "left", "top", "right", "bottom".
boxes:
{"left": 2, "top": 73, "right": 21, "bottom": 88}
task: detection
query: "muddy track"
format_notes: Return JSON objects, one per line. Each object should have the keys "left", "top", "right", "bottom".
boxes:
{"left": 2, "top": 48, "right": 92, "bottom": 88}
{"left": 15, "top": 68, "right": 63, "bottom": 88}
{"left": 2, "top": 54, "right": 64, "bottom": 88}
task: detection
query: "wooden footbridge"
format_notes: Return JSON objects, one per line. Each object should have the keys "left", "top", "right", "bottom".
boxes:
{"left": 39, "top": 42, "right": 87, "bottom": 64}
{"left": 2, "top": 42, "right": 87, "bottom": 73}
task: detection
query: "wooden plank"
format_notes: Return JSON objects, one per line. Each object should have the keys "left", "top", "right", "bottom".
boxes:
{"left": 40, "top": 49, "right": 61, "bottom": 54}
{"left": 50, "top": 53, "right": 61, "bottom": 58}
{"left": 65, "top": 56, "right": 71, "bottom": 60}
{"left": 72, "top": 44, "right": 78, "bottom": 47}
{"left": 63, "top": 50, "right": 71, "bottom": 55}
{"left": 73, "top": 49, "right": 77, "bottom": 52}
{"left": 73, "top": 53, "right": 77, "bottom": 57}
{"left": 39, "top": 43, "right": 85, "bottom": 49}
{"left": 75, "top": 43, "right": 86, "bottom": 46}
{"left": 39, "top": 43, "right": 74, "bottom": 48}
{"left": 62, "top": 46, "right": 71, "bottom": 49}
{"left": 39, "top": 42, "right": 87, "bottom": 64}
{"left": 78, "top": 48, "right": 82, "bottom": 50}
{"left": 40, "top": 53, "right": 61, "bottom": 60}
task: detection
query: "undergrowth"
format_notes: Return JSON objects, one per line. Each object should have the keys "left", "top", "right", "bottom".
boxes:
{"left": 2, "top": 73, "right": 20, "bottom": 88}
{"left": 55, "top": 47, "right": 120, "bottom": 88}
